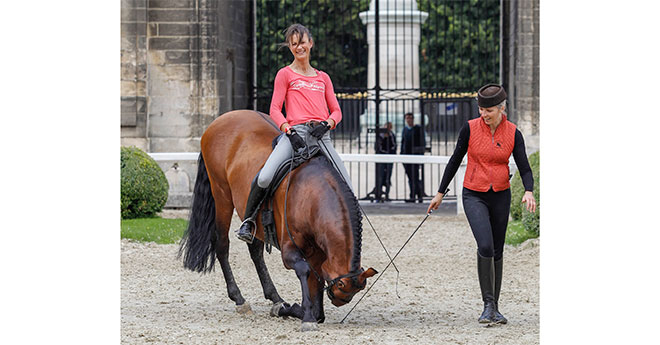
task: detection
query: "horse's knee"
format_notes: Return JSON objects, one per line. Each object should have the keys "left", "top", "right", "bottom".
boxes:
{"left": 293, "top": 261, "right": 310, "bottom": 278}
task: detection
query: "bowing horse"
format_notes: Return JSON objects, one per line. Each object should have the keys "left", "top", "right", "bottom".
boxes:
{"left": 179, "top": 110, "right": 377, "bottom": 331}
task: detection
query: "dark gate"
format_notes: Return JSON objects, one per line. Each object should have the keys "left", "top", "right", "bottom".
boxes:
{"left": 252, "top": 0, "right": 500, "bottom": 198}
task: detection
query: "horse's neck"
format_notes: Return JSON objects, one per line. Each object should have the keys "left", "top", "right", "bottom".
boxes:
{"left": 317, "top": 225, "right": 355, "bottom": 274}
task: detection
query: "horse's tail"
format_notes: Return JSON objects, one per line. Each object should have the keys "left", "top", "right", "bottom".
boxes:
{"left": 178, "top": 153, "right": 217, "bottom": 273}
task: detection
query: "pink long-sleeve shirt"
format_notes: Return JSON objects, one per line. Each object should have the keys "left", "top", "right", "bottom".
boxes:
{"left": 269, "top": 66, "right": 342, "bottom": 130}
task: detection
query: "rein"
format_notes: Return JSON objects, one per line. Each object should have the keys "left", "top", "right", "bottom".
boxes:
{"left": 340, "top": 210, "right": 434, "bottom": 323}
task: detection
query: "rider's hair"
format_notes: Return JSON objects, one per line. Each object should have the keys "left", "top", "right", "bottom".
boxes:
{"left": 280, "top": 23, "right": 313, "bottom": 49}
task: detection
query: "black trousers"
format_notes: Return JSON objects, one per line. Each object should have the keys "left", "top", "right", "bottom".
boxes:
{"left": 403, "top": 163, "right": 423, "bottom": 199}
{"left": 375, "top": 162, "right": 393, "bottom": 198}
{"left": 462, "top": 187, "right": 511, "bottom": 261}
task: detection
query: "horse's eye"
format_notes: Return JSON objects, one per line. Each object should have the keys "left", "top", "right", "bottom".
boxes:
{"left": 337, "top": 281, "right": 345, "bottom": 288}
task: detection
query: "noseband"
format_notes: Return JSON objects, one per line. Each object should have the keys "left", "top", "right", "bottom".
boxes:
{"left": 325, "top": 268, "right": 365, "bottom": 303}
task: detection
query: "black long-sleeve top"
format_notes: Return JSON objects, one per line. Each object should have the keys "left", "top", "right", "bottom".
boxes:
{"left": 376, "top": 129, "right": 397, "bottom": 154}
{"left": 437, "top": 122, "right": 534, "bottom": 194}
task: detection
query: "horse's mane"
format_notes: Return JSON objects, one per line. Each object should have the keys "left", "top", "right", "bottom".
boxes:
{"left": 310, "top": 154, "right": 363, "bottom": 272}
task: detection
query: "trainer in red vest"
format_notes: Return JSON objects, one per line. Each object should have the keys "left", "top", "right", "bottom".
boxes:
{"left": 463, "top": 114, "right": 516, "bottom": 192}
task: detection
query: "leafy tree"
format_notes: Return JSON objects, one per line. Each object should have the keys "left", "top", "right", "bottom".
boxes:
{"left": 418, "top": 0, "right": 500, "bottom": 92}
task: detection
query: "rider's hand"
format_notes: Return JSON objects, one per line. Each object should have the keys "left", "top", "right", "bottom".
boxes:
{"left": 309, "top": 121, "right": 331, "bottom": 139}
{"left": 522, "top": 191, "right": 537, "bottom": 213}
{"left": 286, "top": 128, "right": 306, "bottom": 151}
{"left": 427, "top": 192, "right": 445, "bottom": 214}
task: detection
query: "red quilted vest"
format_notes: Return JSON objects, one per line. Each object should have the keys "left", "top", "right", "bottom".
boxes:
{"left": 463, "top": 115, "right": 516, "bottom": 192}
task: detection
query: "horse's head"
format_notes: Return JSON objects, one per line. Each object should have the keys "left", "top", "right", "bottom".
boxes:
{"left": 325, "top": 267, "right": 377, "bottom": 306}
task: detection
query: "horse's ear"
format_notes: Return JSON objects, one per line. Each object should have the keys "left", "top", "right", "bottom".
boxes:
{"left": 358, "top": 267, "right": 378, "bottom": 283}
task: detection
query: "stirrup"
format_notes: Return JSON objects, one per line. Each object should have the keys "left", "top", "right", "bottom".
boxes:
{"left": 235, "top": 219, "right": 256, "bottom": 244}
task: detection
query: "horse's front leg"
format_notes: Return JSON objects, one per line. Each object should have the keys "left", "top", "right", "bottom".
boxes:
{"left": 280, "top": 249, "right": 318, "bottom": 331}
{"left": 308, "top": 271, "right": 325, "bottom": 323}
{"left": 293, "top": 260, "right": 318, "bottom": 330}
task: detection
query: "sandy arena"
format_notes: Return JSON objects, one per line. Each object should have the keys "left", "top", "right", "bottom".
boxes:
{"left": 121, "top": 212, "right": 539, "bottom": 344}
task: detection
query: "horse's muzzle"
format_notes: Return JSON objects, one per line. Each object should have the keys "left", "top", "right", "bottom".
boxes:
{"left": 326, "top": 281, "right": 356, "bottom": 306}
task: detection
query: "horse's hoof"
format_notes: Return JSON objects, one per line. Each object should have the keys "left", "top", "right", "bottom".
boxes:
{"left": 301, "top": 322, "right": 319, "bottom": 332}
{"left": 270, "top": 302, "right": 285, "bottom": 317}
{"left": 235, "top": 302, "right": 253, "bottom": 314}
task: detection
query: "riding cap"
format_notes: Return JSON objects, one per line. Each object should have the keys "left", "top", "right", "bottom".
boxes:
{"left": 477, "top": 83, "right": 507, "bottom": 108}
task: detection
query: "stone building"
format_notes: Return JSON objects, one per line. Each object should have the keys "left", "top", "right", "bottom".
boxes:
{"left": 120, "top": 0, "right": 252, "bottom": 206}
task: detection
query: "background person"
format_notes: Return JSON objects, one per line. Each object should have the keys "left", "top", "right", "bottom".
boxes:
{"left": 375, "top": 121, "right": 396, "bottom": 201}
{"left": 427, "top": 84, "right": 536, "bottom": 324}
{"left": 400, "top": 112, "right": 426, "bottom": 202}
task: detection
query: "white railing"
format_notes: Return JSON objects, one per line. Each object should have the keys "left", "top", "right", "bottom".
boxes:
{"left": 149, "top": 152, "right": 518, "bottom": 215}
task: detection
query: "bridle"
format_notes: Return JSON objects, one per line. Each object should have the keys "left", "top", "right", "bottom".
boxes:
{"left": 325, "top": 268, "right": 366, "bottom": 303}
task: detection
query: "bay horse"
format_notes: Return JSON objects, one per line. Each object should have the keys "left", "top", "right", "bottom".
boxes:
{"left": 178, "top": 110, "right": 377, "bottom": 331}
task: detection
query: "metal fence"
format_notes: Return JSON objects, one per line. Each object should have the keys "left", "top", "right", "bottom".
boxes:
{"left": 252, "top": 0, "right": 500, "bottom": 201}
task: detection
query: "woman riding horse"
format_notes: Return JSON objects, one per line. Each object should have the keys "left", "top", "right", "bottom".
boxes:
{"left": 235, "top": 23, "right": 353, "bottom": 243}
{"left": 178, "top": 23, "right": 375, "bottom": 331}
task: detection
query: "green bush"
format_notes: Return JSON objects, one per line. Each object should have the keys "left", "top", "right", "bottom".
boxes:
{"left": 510, "top": 150, "right": 540, "bottom": 234}
{"left": 121, "top": 146, "right": 169, "bottom": 219}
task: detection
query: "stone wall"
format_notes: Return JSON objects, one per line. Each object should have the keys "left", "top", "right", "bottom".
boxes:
{"left": 120, "top": 0, "right": 252, "bottom": 207}
{"left": 121, "top": 0, "right": 149, "bottom": 150}
{"left": 502, "top": 0, "right": 540, "bottom": 152}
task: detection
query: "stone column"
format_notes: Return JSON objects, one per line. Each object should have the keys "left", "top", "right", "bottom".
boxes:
{"left": 120, "top": 0, "right": 148, "bottom": 151}
{"left": 145, "top": 0, "right": 219, "bottom": 154}
{"left": 502, "top": 0, "right": 539, "bottom": 153}
{"left": 359, "top": 0, "right": 428, "bottom": 122}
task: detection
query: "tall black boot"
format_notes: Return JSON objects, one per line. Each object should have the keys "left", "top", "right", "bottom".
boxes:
{"left": 477, "top": 253, "right": 496, "bottom": 323}
{"left": 235, "top": 177, "right": 268, "bottom": 243}
{"left": 493, "top": 258, "right": 508, "bottom": 324}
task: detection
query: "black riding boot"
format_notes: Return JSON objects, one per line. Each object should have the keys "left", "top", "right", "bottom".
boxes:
{"left": 477, "top": 253, "right": 497, "bottom": 323}
{"left": 492, "top": 258, "right": 508, "bottom": 324}
{"left": 235, "top": 177, "right": 268, "bottom": 243}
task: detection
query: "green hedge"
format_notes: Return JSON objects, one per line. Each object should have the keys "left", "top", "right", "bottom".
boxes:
{"left": 120, "top": 146, "right": 169, "bottom": 219}
{"left": 510, "top": 150, "right": 540, "bottom": 235}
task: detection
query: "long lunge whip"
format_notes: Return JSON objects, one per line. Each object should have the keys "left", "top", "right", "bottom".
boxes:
{"left": 340, "top": 210, "right": 433, "bottom": 323}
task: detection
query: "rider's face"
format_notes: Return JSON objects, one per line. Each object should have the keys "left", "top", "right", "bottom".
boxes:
{"left": 288, "top": 33, "right": 313, "bottom": 62}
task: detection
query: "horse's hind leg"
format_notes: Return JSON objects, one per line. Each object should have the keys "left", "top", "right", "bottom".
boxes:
{"left": 213, "top": 201, "right": 251, "bottom": 313}
{"left": 247, "top": 239, "right": 286, "bottom": 315}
